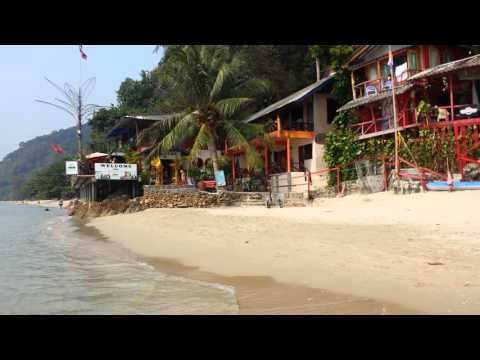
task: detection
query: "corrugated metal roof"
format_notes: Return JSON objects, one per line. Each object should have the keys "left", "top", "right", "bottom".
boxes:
{"left": 244, "top": 74, "right": 335, "bottom": 123}
{"left": 106, "top": 114, "right": 177, "bottom": 139}
{"left": 337, "top": 84, "right": 414, "bottom": 112}
{"left": 409, "top": 53, "right": 480, "bottom": 81}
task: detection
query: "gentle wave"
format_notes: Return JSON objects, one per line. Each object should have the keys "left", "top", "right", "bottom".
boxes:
{"left": 0, "top": 203, "right": 239, "bottom": 314}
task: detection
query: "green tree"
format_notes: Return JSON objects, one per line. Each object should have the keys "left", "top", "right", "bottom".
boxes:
{"left": 117, "top": 70, "right": 161, "bottom": 113}
{"left": 22, "top": 158, "right": 76, "bottom": 200}
{"left": 309, "top": 45, "right": 355, "bottom": 103}
{"left": 140, "top": 45, "right": 270, "bottom": 172}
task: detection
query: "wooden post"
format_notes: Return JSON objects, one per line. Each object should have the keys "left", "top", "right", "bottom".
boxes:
{"left": 449, "top": 74, "right": 455, "bottom": 122}
{"left": 412, "top": 90, "right": 418, "bottom": 124}
{"left": 383, "top": 159, "right": 388, "bottom": 191}
{"left": 286, "top": 137, "right": 291, "bottom": 173}
{"left": 232, "top": 155, "right": 236, "bottom": 180}
{"left": 276, "top": 114, "right": 282, "bottom": 137}
{"left": 351, "top": 71, "right": 357, "bottom": 100}
{"left": 377, "top": 61, "right": 381, "bottom": 84}
{"left": 264, "top": 147, "right": 269, "bottom": 178}
{"left": 454, "top": 125, "right": 461, "bottom": 173}
{"left": 135, "top": 120, "right": 139, "bottom": 146}
{"left": 336, "top": 167, "right": 341, "bottom": 194}
{"left": 369, "top": 106, "right": 376, "bottom": 132}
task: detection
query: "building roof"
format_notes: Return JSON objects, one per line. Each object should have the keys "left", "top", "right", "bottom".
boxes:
{"left": 409, "top": 53, "right": 480, "bottom": 81}
{"left": 85, "top": 152, "right": 109, "bottom": 159}
{"left": 106, "top": 114, "right": 175, "bottom": 139}
{"left": 337, "top": 84, "right": 414, "bottom": 112}
{"left": 244, "top": 74, "right": 335, "bottom": 123}
{"left": 345, "top": 45, "right": 413, "bottom": 70}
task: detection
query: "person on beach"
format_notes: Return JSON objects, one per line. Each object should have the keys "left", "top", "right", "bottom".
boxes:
{"left": 58, "top": 199, "right": 63, "bottom": 209}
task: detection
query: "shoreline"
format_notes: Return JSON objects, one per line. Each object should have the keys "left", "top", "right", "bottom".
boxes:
{"left": 87, "top": 191, "right": 480, "bottom": 314}
{"left": 4, "top": 199, "right": 72, "bottom": 209}
{"left": 75, "top": 216, "right": 410, "bottom": 314}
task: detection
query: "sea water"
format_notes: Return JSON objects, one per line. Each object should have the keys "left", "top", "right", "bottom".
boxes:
{"left": 0, "top": 203, "right": 239, "bottom": 314}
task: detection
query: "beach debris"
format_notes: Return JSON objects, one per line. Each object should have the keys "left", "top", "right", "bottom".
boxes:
{"left": 464, "top": 282, "right": 471, "bottom": 287}
{"left": 245, "top": 241, "right": 249, "bottom": 244}
{"left": 427, "top": 261, "right": 444, "bottom": 266}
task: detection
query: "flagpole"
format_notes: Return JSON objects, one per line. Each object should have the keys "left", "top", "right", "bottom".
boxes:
{"left": 78, "top": 45, "right": 83, "bottom": 160}
{"left": 389, "top": 45, "right": 400, "bottom": 177}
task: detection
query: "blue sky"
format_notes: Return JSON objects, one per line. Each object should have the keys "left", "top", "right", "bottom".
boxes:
{"left": 0, "top": 45, "right": 164, "bottom": 160}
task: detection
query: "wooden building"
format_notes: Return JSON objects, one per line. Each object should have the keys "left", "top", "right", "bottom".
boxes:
{"left": 226, "top": 74, "right": 340, "bottom": 192}
{"left": 339, "top": 45, "right": 480, "bottom": 180}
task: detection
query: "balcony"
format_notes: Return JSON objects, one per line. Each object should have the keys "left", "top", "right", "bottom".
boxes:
{"left": 267, "top": 119, "right": 315, "bottom": 140}
{"left": 351, "top": 110, "right": 419, "bottom": 139}
{"left": 354, "top": 69, "right": 421, "bottom": 99}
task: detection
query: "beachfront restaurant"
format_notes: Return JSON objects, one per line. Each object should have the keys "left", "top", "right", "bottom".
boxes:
{"left": 72, "top": 152, "right": 141, "bottom": 202}
{"left": 107, "top": 114, "right": 222, "bottom": 189}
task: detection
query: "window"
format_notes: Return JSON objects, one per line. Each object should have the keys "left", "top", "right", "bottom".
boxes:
{"left": 408, "top": 51, "right": 418, "bottom": 70}
{"left": 366, "top": 64, "right": 377, "bottom": 81}
{"left": 429, "top": 46, "right": 440, "bottom": 67}
{"left": 443, "top": 49, "right": 453, "bottom": 63}
{"left": 298, "top": 144, "right": 313, "bottom": 160}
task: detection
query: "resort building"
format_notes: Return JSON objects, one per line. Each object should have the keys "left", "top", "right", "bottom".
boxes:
{"left": 227, "top": 74, "right": 340, "bottom": 193}
{"left": 338, "top": 45, "right": 480, "bottom": 179}
{"left": 106, "top": 114, "right": 218, "bottom": 188}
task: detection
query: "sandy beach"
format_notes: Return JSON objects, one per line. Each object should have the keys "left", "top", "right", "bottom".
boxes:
{"left": 86, "top": 190, "right": 480, "bottom": 314}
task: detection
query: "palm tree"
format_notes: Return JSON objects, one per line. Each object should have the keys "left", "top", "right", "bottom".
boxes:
{"left": 139, "top": 45, "right": 270, "bottom": 174}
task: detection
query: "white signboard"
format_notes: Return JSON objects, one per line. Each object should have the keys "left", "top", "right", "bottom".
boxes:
{"left": 94, "top": 163, "right": 138, "bottom": 181}
{"left": 65, "top": 161, "right": 78, "bottom": 175}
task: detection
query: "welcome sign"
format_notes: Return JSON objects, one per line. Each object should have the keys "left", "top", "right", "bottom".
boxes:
{"left": 94, "top": 163, "right": 138, "bottom": 180}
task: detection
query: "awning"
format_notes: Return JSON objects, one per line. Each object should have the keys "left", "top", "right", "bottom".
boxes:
{"left": 409, "top": 53, "right": 480, "bottom": 81}
{"left": 337, "top": 84, "right": 414, "bottom": 112}
{"left": 85, "top": 152, "right": 109, "bottom": 159}
{"left": 244, "top": 74, "right": 335, "bottom": 123}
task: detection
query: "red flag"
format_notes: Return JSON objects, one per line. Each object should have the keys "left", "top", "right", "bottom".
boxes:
{"left": 51, "top": 144, "right": 64, "bottom": 154}
{"left": 79, "top": 45, "right": 87, "bottom": 60}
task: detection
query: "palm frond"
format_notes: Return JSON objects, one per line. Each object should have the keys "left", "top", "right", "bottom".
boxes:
{"left": 224, "top": 121, "right": 262, "bottom": 170}
{"left": 188, "top": 123, "right": 210, "bottom": 162}
{"left": 209, "top": 63, "right": 228, "bottom": 101}
{"left": 146, "top": 112, "right": 198, "bottom": 160}
{"left": 138, "top": 112, "right": 185, "bottom": 146}
{"left": 216, "top": 97, "right": 252, "bottom": 118}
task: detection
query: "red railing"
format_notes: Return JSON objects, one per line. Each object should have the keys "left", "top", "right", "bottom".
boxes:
{"left": 351, "top": 112, "right": 412, "bottom": 137}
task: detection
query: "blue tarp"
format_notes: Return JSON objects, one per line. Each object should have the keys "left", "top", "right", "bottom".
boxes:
{"left": 427, "top": 181, "right": 480, "bottom": 190}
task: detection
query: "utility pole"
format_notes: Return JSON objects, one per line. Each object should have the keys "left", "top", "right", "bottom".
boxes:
{"left": 77, "top": 88, "right": 83, "bottom": 160}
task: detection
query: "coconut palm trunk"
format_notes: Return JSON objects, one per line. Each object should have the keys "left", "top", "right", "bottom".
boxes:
{"left": 208, "top": 138, "right": 220, "bottom": 173}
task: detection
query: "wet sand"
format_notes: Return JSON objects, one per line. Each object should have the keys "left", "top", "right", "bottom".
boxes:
{"left": 145, "top": 257, "right": 417, "bottom": 315}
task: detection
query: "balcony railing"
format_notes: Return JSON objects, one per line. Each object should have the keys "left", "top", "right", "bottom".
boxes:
{"left": 351, "top": 104, "right": 480, "bottom": 138}
{"left": 354, "top": 69, "right": 421, "bottom": 99}
{"left": 351, "top": 112, "right": 413, "bottom": 137}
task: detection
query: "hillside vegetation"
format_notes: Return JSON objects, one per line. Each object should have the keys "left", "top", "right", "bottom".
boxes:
{"left": 0, "top": 125, "right": 90, "bottom": 200}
